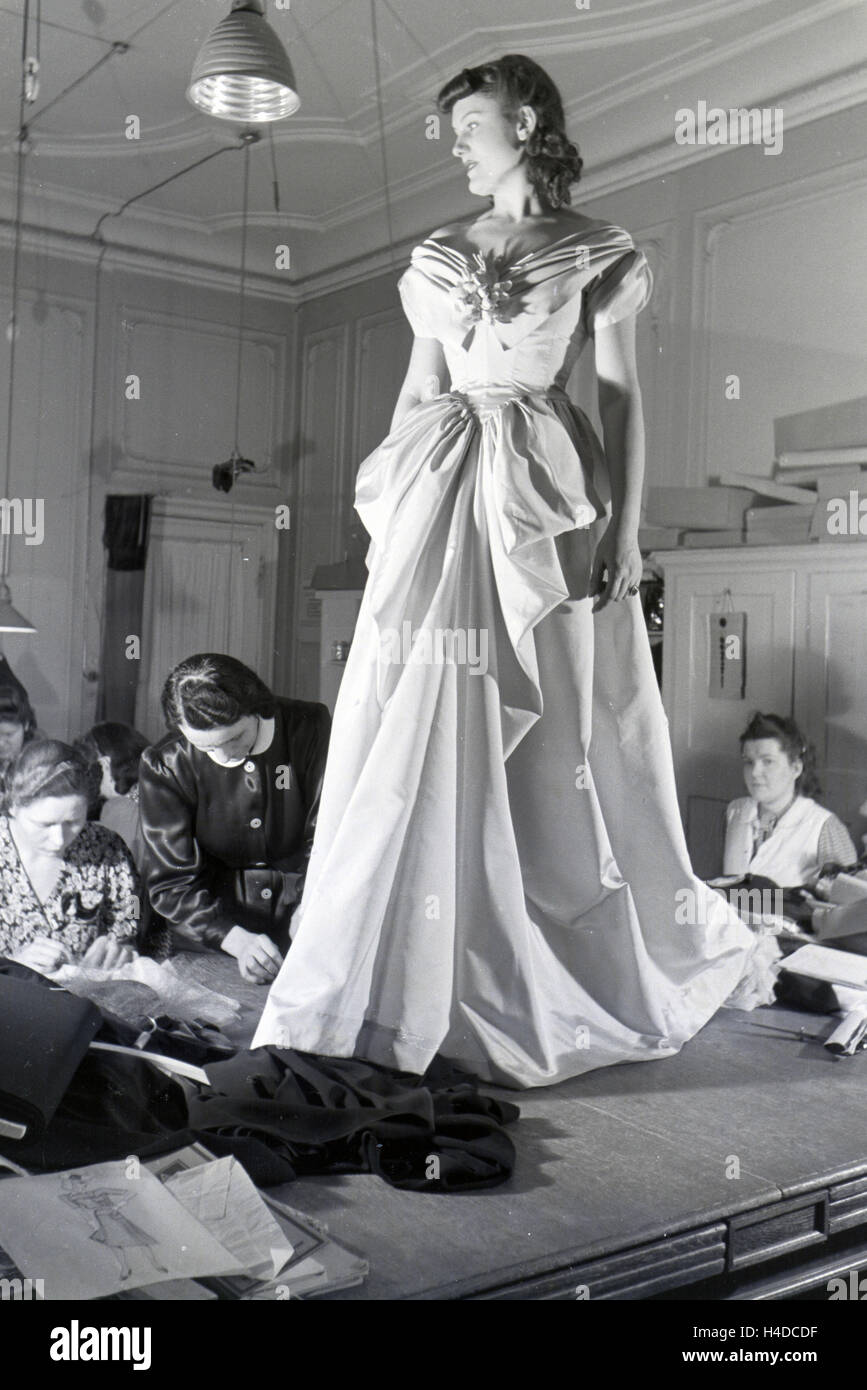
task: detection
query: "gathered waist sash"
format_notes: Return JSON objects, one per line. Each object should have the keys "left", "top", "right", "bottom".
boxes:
{"left": 449, "top": 383, "right": 571, "bottom": 414}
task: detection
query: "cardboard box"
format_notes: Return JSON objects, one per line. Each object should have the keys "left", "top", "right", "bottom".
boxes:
{"left": 681, "top": 529, "right": 744, "bottom": 548}
{"left": 744, "top": 526, "right": 813, "bottom": 545}
{"left": 645, "top": 486, "right": 758, "bottom": 530}
{"left": 744, "top": 502, "right": 817, "bottom": 531}
{"left": 812, "top": 486, "right": 867, "bottom": 543}
{"left": 638, "top": 525, "right": 682, "bottom": 551}
{"left": 718, "top": 471, "right": 817, "bottom": 504}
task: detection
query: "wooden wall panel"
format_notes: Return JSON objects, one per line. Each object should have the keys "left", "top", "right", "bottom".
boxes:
{"left": 0, "top": 294, "right": 91, "bottom": 740}
{"left": 292, "top": 325, "right": 350, "bottom": 701}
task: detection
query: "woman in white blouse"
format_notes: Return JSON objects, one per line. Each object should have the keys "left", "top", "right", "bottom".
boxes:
{"left": 723, "top": 712, "right": 857, "bottom": 888}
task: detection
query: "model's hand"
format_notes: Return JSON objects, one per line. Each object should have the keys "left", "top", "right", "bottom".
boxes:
{"left": 223, "top": 927, "right": 283, "bottom": 983}
{"left": 81, "top": 937, "right": 137, "bottom": 970}
{"left": 591, "top": 520, "right": 642, "bottom": 611}
{"left": 13, "top": 936, "right": 72, "bottom": 975}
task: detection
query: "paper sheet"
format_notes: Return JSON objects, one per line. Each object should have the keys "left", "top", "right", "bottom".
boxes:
{"left": 785, "top": 943, "right": 867, "bottom": 989}
{"left": 0, "top": 1160, "right": 246, "bottom": 1300}
{"left": 166, "top": 1156, "right": 294, "bottom": 1281}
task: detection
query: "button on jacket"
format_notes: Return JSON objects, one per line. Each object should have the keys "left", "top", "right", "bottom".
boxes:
{"left": 139, "top": 698, "right": 331, "bottom": 950}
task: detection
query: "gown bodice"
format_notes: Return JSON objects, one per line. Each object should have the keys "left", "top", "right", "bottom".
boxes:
{"left": 397, "top": 221, "right": 652, "bottom": 397}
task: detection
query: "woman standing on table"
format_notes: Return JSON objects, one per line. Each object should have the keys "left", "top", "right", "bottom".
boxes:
{"left": 252, "top": 55, "right": 767, "bottom": 1087}
{"left": 138, "top": 654, "right": 330, "bottom": 983}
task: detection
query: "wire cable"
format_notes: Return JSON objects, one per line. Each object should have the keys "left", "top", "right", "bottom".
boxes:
{"left": 369, "top": 0, "right": 396, "bottom": 269}
{"left": 92, "top": 139, "right": 248, "bottom": 243}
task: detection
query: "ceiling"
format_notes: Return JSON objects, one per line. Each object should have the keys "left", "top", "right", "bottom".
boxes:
{"left": 0, "top": 0, "right": 865, "bottom": 290}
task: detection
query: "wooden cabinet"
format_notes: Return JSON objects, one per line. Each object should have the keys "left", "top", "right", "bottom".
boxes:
{"left": 654, "top": 544, "right": 867, "bottom": 877}
{"left": 315, "top": 588, "right": 363, "bottom": 713}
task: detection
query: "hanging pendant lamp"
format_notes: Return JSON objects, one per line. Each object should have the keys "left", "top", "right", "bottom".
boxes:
{"left": 0, "top": 581, "right": 36, "bottom": 635}
{"left": 187, "top": 0, "right": 300, "bottom": 123}
{"left": 212, "top": 132, "right": 259, "bottom": 494}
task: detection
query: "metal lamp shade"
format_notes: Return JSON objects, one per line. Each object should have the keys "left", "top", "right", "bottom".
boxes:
{"left": 0, "top": 582, "right": 35, "bottom": 634}
{"left": 187, "top": 2, "right": 300, "bottom": 122}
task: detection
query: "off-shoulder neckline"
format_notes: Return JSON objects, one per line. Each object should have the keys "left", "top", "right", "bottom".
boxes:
{"left": 416, "top": 222, "right": 631, "bottom": 273}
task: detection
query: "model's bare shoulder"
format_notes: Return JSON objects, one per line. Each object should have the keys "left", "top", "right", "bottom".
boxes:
{"left": 426, "top": 216, "right": 479, "bottom": 245}
{"left": 554, "top": 208, "right": 610, "bottom": 234}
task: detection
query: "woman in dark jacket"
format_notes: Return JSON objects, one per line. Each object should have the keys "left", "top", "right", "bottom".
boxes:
{"left": 138, "top": 654, "right": 331, "bottom": 983}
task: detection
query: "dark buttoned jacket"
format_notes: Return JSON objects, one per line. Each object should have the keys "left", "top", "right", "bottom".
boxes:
{"left": 138, "top": 698, "right": 331, "bottom": 950}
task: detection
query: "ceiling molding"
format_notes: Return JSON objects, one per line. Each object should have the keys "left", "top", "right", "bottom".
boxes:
{"left": 0, "top": 218, "right": 307, "bottom": 303}
{"left": 6, "top": 64, "right": 863, "bottom": 261}
{"left": 11, "top": 0, "right": 860, "bottom": 162}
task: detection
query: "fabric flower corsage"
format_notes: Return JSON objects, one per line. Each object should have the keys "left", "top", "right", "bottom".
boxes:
{"left": 451, "top": 252, "right": 513, "bottom": 333}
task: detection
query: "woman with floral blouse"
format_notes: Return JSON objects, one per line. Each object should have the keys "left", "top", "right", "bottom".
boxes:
{"left": 0, "top": 739, "right": 141, "bottom": 975}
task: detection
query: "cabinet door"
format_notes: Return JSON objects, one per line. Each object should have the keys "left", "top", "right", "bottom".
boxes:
{"left": 661, "top": 560, "right": 796, "bottom": 875}
{"left": 800, "top": 564, "right": 867, "bottom": 833}
{"left": 317, "top": 590, "right": 363, "bottom": 713}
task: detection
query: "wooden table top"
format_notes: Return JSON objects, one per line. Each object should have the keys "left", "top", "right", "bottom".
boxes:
{"left": 273, "top": 1004, "right": 867, "bottom": 1299}
{"left": 169, "top": 952, "right": 867, "bottom": 1300}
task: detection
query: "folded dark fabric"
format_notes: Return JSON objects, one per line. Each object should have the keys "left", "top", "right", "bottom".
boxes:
{"left": 188, "top": 1047, "right": 519, "bottom": 1192}
{"left": 0, "top": 971, "right": 102, "bottom": 1143}
{"left": 0, "top": 958, "right": 193, "bottom": 1171}
{"left": 0, "top": 1050, "right": 191, "bottom": 1171}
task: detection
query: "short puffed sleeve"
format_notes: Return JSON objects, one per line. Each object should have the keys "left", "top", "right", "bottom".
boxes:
{"left": 583, "top": 247, "right": 652, "bottom": 334}
{"left": 397, "top": 265, "right": 438, "bottom": 340}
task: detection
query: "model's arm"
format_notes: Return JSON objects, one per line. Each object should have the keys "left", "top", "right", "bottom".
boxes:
{"left": 590, "top": 312, "right": 645, "bottom": 608}
{"left": 390, "top": 335, "right": 448, "bottom": 432}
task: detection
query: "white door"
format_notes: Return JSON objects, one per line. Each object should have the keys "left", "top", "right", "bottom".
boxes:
{"left": 134, "top": 497, "right": 278, "bottom": 742}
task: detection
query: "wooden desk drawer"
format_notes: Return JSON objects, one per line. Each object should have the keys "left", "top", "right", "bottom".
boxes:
{"left": 728, "top": 1193, "right": 829, "bottom": 1270}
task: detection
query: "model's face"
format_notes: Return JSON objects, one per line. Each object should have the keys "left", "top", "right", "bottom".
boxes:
{"left": 450, "top": 93, "right": 526, "bottom": 197}
{"left": 0, "top": 720, "right": 25, "bottom": 763}
{"left": 9, "top": 793, "right": 88, "bottom": 856}
{"left": 741, "top": 738, "right": 801, "bottom": 808}
{"left": 179, "top": 715, "right": 258, "bottom": 767}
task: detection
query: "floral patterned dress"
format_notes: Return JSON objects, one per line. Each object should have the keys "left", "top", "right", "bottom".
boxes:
{"left": 0, "top": 816, "right": 141, "bottom": 961}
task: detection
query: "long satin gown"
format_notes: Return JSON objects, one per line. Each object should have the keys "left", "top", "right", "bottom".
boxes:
{"left": 252, "top": 220, "right": 757, "bottom": 1087}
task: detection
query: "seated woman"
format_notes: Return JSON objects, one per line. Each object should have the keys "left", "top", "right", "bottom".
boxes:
{"left": 75, "top": 722, "right": 150, "bottom": 868}
{"left": 76, "top": 721, "right": 171, "bottom": 960}
{"left": 0, "top": 739, "right": 141, "bottom": 976}
{"left": 0, "top": 680, "right": 38, "bottom": 783}
{"left": 138, "top": 654, "right": 331, "bottom": 984}
{"left": 723, "top": 711, "right": 857, "bottom": 888}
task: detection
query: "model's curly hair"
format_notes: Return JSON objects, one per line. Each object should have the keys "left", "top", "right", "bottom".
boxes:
{"left": 739, "top": 711, "right": 821, "bottom": 799}
{"left": 437, "top": 54, "right": 583, "bottom": 209}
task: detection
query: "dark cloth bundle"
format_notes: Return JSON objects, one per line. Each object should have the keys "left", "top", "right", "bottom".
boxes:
{"left": 0, "top": 960, "right": 519, "bottom": 1191}
{"left": 189, "top": 1048, "right": 520, "bottom": 1192}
